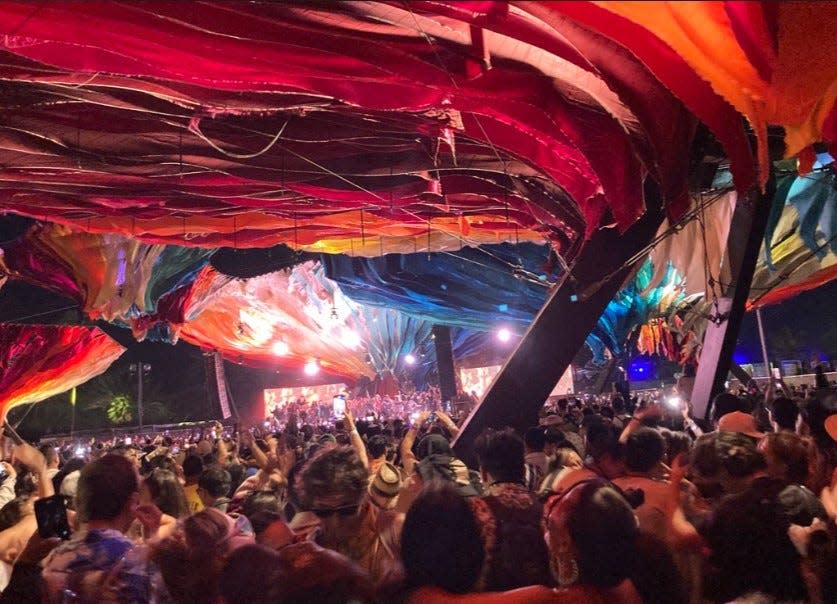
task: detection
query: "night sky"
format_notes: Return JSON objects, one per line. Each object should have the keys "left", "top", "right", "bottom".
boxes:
{"left": 736, "top": 279, "right": 837, "bottom": 366}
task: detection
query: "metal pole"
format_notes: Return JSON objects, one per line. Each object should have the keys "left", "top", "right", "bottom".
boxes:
{"left": 756, "top": 307, "right": 771, "bottom": 377}
{"left": 138, "top": 364, "right": 144, "bottom": 431}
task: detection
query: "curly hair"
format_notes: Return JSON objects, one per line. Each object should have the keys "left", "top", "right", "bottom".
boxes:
{"left": 294, "top": 446, "right": 369, "bottom": 510}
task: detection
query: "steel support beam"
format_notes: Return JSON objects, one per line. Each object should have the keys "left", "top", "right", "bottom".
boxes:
{"left": 453, "top": 182, "right": 665, "bottom": 462}
{"left": 690, "top": 179, "right": 775, "bottom": 419}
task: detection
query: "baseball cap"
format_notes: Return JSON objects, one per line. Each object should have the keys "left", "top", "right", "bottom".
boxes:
{"left": 717, "top": 411, "right": 764, "bottom": 439}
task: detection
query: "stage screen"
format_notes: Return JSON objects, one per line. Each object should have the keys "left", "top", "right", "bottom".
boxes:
{"left": 460, "top": 365, "right": 574, "bottom": 399}
{"left": 263, "top": 383, "right": 347, "bottom": 417}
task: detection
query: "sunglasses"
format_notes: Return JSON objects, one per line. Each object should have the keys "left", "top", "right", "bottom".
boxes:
{"left": 311, "top": 504, "right": 360, "bottom": 518}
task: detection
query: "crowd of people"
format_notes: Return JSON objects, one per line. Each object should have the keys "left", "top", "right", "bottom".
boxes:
{"left": 266, "top": 389, "right": 457, "bottom": 427}
{"left": 1, "top": 376, "right": 837, "bottom": 603}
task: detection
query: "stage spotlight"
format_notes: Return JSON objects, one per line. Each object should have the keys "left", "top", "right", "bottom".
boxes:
{"left": 303, "top": 359, "right": 320, "bottom": 376}
{"left": 272, "top": 341, "right": 289, "bottom": 356}
{"left": 497, "top": 328, "right": 512, "bottom": 343}
{"left": 404, "top": 353, "right": 416, "bottom": 365}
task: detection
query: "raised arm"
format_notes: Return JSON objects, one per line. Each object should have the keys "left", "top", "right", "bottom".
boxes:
{"left": 343, "top": 409, "right": 369, "bottom": 469}
{"left": 14, "top": 443, "right": 54, "bottom": 499}
{"left": 619, "top": 403, "right": 662, "bottom": 443}
{"left": 435, "top": 410, "right": 460, "bottom": 438}
{"left": 240, "top": 429, "right": 270, "bottom": 471}
{"left": 680, "top": 401, "right": 704, "bottom": 438}
{"left": 400, "top": 410, "right": 430, "bottom": 475}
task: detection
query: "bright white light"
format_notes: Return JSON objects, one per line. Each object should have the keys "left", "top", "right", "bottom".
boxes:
{"left": 665, "top": 396, "right": 681, "bottom": 409}
{"left": 341, "top": 329, "right": 361, "bottom": 349}
{"left": 272, "top": 341, "right": 289, "bottom": 356}
{"left": 405, "top": 353, "right": 416, "bottom": 365}
{"left": 497, "top": 328, "right": 512, "bottom": 343}
{"left": 237, "top": 309, "right": 272, "bottom": 346}
{"left": 304, "top": 360, "right": 320, "bottom": 376}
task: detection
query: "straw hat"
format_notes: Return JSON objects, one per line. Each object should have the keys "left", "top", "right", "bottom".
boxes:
{"left": 369, "top": 462, "right": 402, "bottom": 499}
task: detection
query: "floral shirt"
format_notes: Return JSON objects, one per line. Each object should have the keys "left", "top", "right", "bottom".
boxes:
{"left": 470, "top": 482, "right": 552, "bottom": 591}
{"left": 41, "top": 528, "right": 169, "bottom": 603}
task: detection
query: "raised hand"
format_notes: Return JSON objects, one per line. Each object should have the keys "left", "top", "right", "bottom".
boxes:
{"left": 12, "top": 443, "right": 46, "bottom": 473}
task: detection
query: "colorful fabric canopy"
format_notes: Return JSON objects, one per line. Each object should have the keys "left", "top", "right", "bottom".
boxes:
{"left": 0, "top": 223, "right": 213, "bottom": 330}
{"left": 750, "top": 162, "right": 837, "bottom": 308}
{"left": 0, "top": 0, "right": 775, "bottom": 261}
{"left": 0, "top": 2, "right": 834, "bottom": 382}
{"left": 322, "top": 243, "right": 554, "bottom": 330}
{"left": 595, "top": 2, "right": 837, "bottom": 182}
{"left": 0, "top": 324, "right": 125, "bottom": 420}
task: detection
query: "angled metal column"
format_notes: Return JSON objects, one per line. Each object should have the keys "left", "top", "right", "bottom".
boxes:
{"left": 690, "top": 179, "right": 775, "bottom": 419}
{"left": 453, "top": 182, "right": 665, "bottom": 461}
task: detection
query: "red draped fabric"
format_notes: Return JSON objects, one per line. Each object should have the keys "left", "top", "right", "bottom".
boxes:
{"left": 0, "top": 0, "right": 802, "bottom": 261}
{"left": 0, "top": 324, "right": 125, "bottom": 420}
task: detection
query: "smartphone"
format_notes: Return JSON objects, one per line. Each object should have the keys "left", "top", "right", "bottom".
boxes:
{"left": 124, "top": 437, "right": 132, "bottom": 446}
{"left": 772, "top": 367, "right": 781, "bottom": 379}
{"left": 332, "top": 396, "right": 346, "bottom": 419}
{"left": 428, "top": 412, "right": 437, "bottom": 423}
{"left": 665, "top": 396, "right": 681, "bottom": 410}
{"left": 35, "top": 495, "right": 71, "bottom": 540}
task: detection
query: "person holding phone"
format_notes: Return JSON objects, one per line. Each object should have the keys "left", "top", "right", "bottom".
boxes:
{"left": 39, "top": 455, "right": 168, "bottom": 602}
{"left": 0, "top": 438, "right": 60, "bottom": 595}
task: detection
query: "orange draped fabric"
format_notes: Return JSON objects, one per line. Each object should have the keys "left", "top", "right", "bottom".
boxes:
{"left": 596, "top": 2, "right": 837, "bottom": 185}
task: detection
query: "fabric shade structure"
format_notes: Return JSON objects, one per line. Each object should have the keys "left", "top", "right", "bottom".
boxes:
{"left": 750, "top": 160, "right": 837, "bottom": 308}
{"left": 0, "top": 223, "right": 213, "bottom": 333}
{"left": 0, "top": 0, "right": 781, "bottom": 260}
{"left": 0, "top": 324, "right": 125, "bottom": 420}
{"left": 0, "top": 1, "right": 831, "bottom": 254}
{"left": 321, "top": 242, "right": 556, "bottom": 331}
{"left": 591, "top": 2, "right": 837, "bottom": 183}
{"left": 0, "top": 222, "right": 691, "bottom": 370}
{"left": 0, "top": 181, "right": 835, "bottom": 373}
{"left": 0, "top": 2, "right": 834, "bottom": 385}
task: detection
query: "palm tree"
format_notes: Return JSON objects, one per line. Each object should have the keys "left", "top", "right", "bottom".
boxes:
{"left": 106, "top": 395, "right": 133, "bottom": 424}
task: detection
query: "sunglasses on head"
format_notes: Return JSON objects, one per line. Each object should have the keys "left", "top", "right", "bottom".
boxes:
{"left": 311, "top": 504, "right": 360, "bottom": 518}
